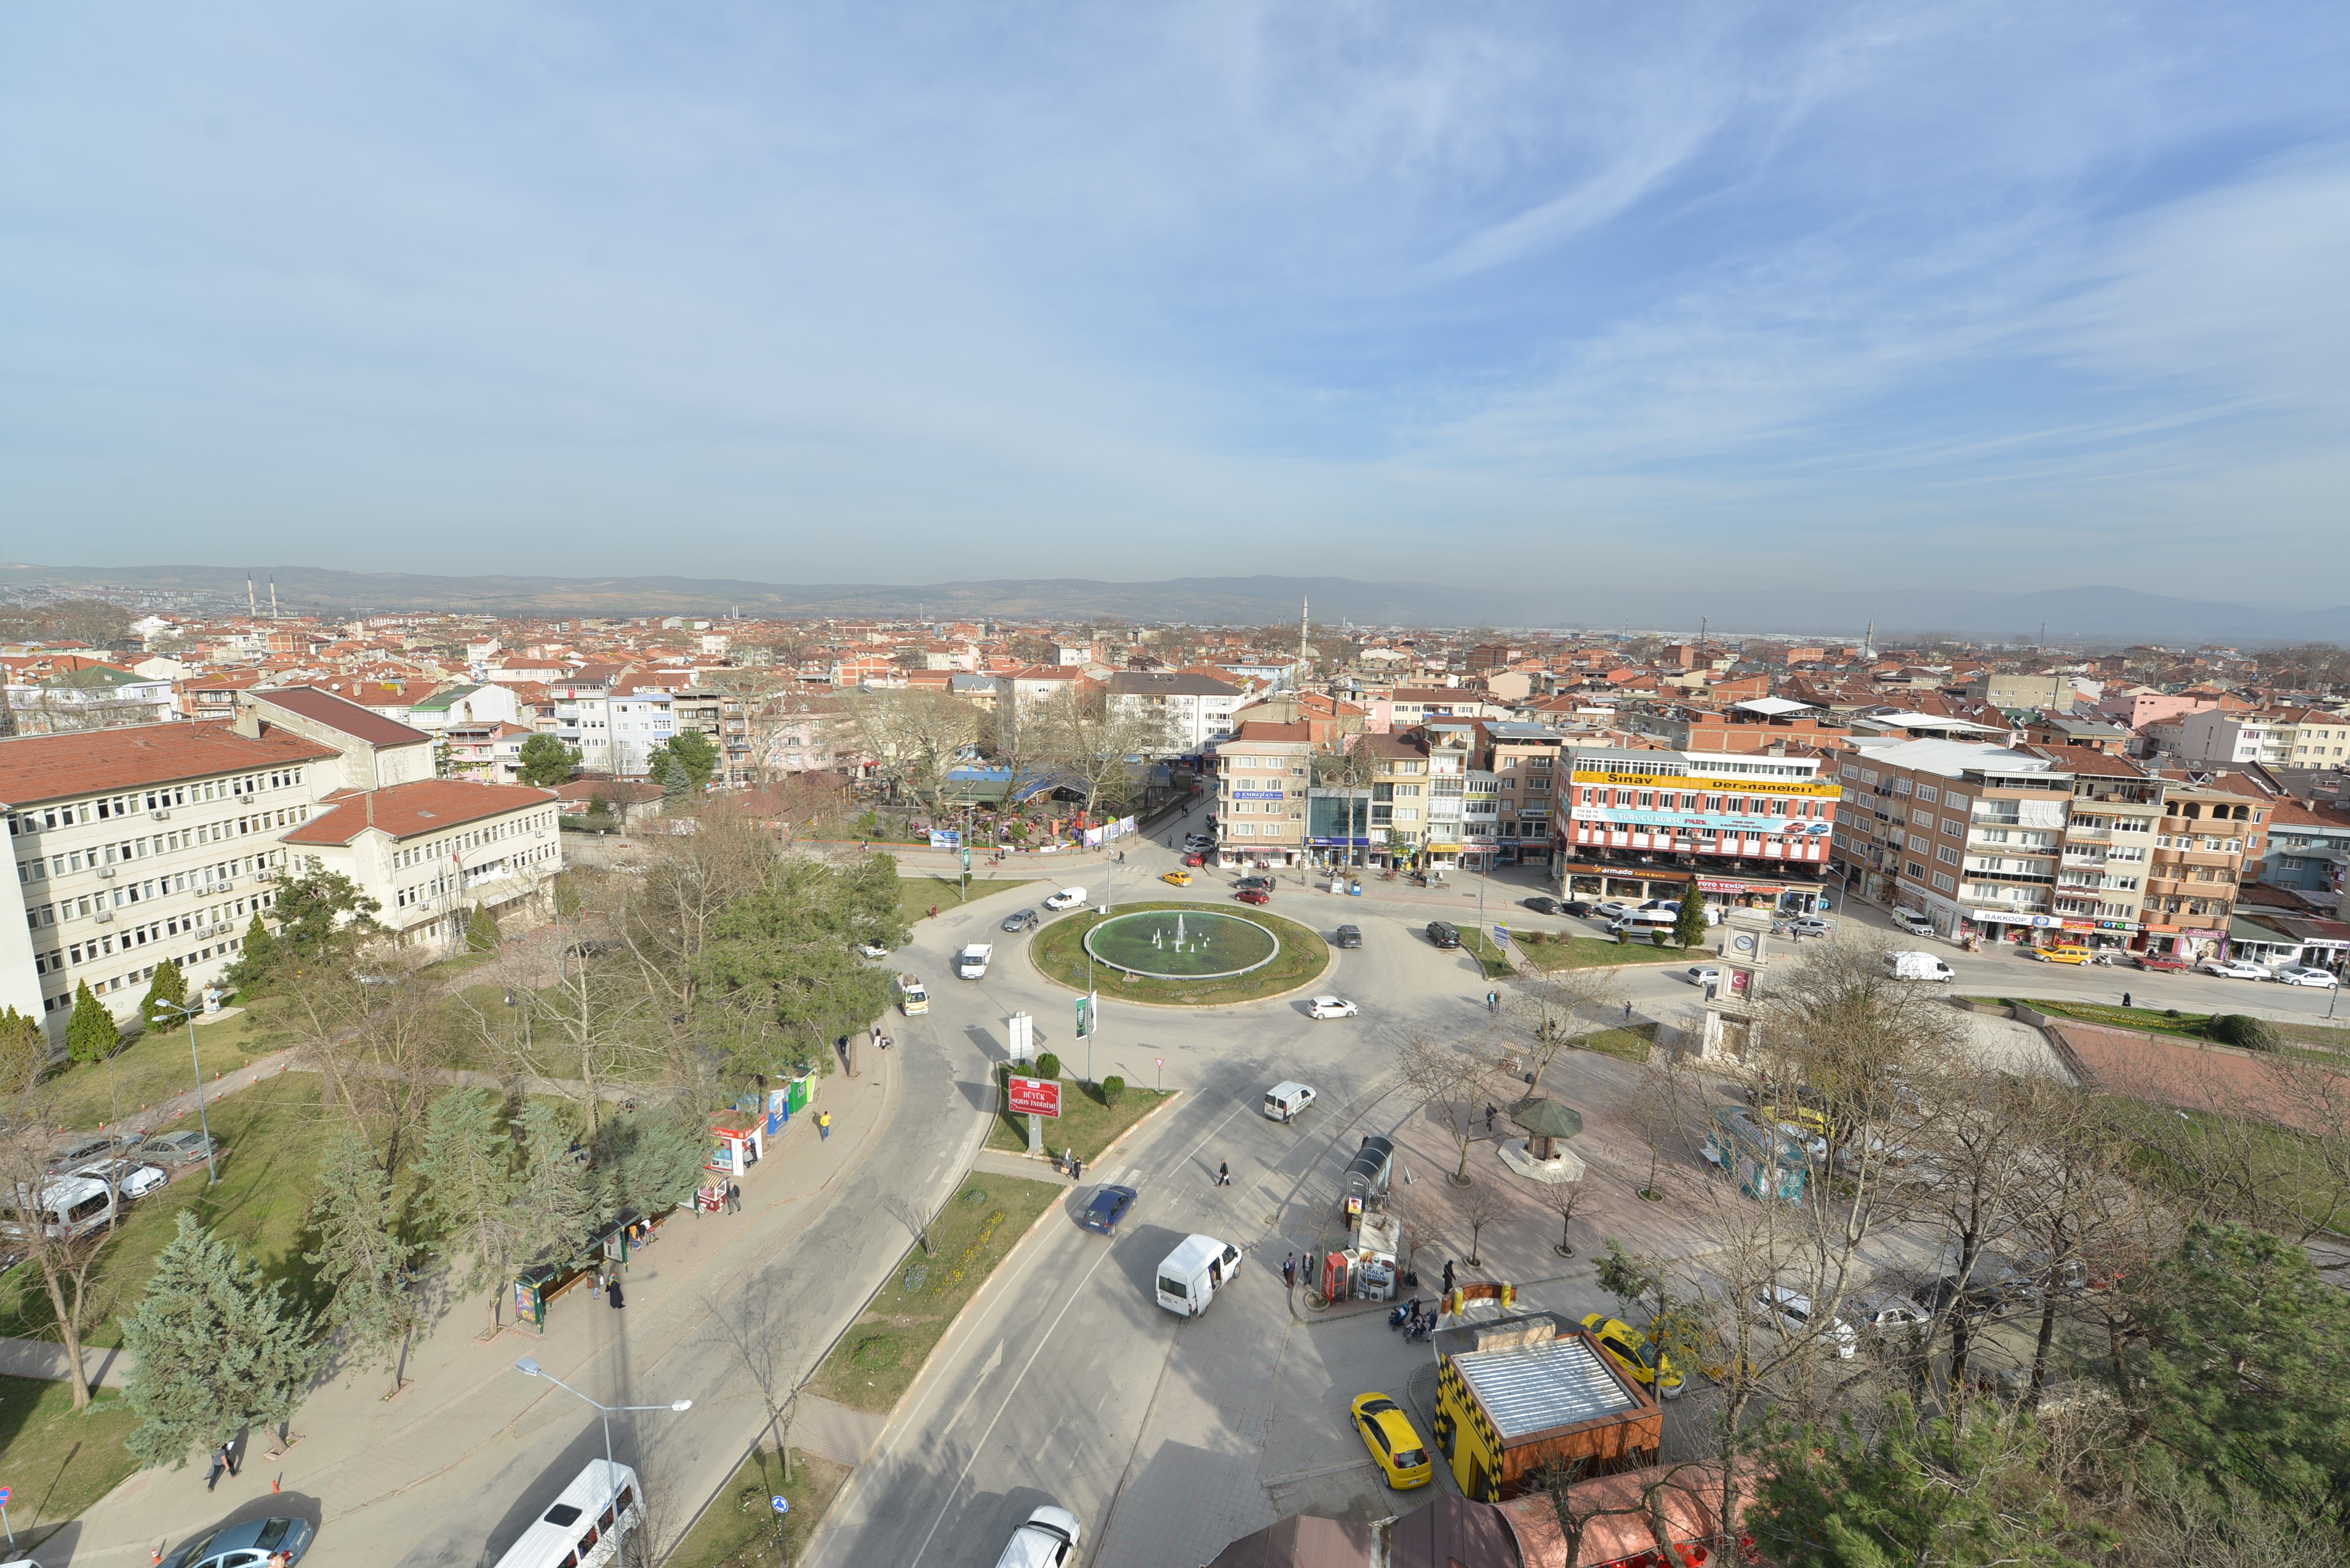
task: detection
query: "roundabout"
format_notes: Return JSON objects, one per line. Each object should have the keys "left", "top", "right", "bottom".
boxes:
{"left": 1031, "top": 899, "right": 1331, "bottom": 1006}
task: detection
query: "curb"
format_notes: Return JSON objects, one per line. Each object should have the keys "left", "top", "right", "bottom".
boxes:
{"left": 1021, "top": 901, "right": 1335, "bottom": 1011}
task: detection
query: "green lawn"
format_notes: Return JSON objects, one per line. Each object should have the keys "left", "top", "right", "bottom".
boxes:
{"left": 1029, "top": 901, "right": 1331, "bottom": 1006}
{"left": 986, "top": 1073, "right": 1171, "bottom": 1163}
{"left": 0, "top": 1375, "right": 143, "bottom": 1540}
{"left": 665, "top": 1446, "right": 850, "bottom": 1568}
{"left": 1519, "top": 935, "right": 1695, "bottom": 972}
{"left": 1459, "top": 927, "right": 1515, "bottom": 979}
{"left": 0, "top": 1074, "right": 331, "bottom": 1348}
{"left": 809, "top": 1174, "right": 1060, "bottom": 1415}
{"left": 40, "top": 1008, "right": 278, "bottom": 1131}
{"left": 1576, "top": 1020, "right": 1660, "bottom": 1064}
{"left": 898, "top": 875, "right": 1040, "bottom": 926}
{"left": 2105, "top": 1096, "right": 2350, "bottom": 1237}
{"left": 1990, "top": 998, "right": 2350, "bottom": 1060}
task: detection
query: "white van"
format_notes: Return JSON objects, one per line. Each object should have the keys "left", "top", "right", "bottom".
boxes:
{"left": 1156, "top": 1233, "right": 1241, "bottom": 1317}
{"left": 1, "top": 1175, "right": 116, "bottom": 1242}
{"left": 1883, "top": 951, "right": 1955, "bottom": 983}
{"left": 1608, "top": 908, "right": 1679, "bottom": 937}
{"left": 1043, "top": 887, "right": 1088, "bottom": 910}
{"left": 992, "top": 1505, "right": 1082, "bottom": 1568}
{"left": 1262, "top": 1082, "right": 1317, "bottom": 1123}
{"left": 490, "top": 1459, "right": 641, "bottom": 1568}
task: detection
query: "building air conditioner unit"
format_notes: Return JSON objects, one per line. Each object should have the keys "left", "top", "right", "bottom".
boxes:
{"left": 98, "top": 867, "right": 116, "bottom": 879}
{"left": 151, "top": 809, "right": 171, "bottom": 821}
{"left": 255, "top": 868, "right": 278, "bottom": 882}
{"left": 93, "top": 910, "right": 113, "bottom": 923}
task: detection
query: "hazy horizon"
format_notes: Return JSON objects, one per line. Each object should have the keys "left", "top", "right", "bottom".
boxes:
{"left": 6, "top": 4, "right": 2346, "bottom": 592}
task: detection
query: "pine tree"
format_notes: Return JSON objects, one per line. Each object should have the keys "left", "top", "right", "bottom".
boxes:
{"left": 305, "top": 1129, "right": 423, "bottom": 1394}
{"left": 65, "top": 981, "right": 116, "bottom": 1066}
{"left": 413, "top": 1088, "right": 528, "bottom": 1333}
{"left": 140, "top": 957, "right": 188, "bottom": 1029}
{"left": 515, "top": 1101, "right": 599, "bottom": 1269}
{"left": 465, "top": 903, "right": 501, "bottom": 953}
{"left": 0, "top": 1006, "right": 45, "bottom": 1094}
{"left": 232, "top": 913, "right": 278, "bottom": 988}
{"left": 120, "top": 1214, "right": 322, "bottom": 1467}
{"left": 1674, "top": 878, "right": 1709, "bottom": 951}
{"left": 591, "top": 1106, "right": 707, "bottom": 1221}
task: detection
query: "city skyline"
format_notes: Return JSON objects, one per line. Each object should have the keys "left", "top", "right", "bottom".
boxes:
{"left": 6, "top": 3, "right": 2347, "bottom": 589}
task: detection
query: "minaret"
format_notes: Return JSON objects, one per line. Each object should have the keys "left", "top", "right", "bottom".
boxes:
{"left": 1863, "top": 618, "right": 1875, "bottom": 660}
{"left": 1298, "top": 595, "right": 1310, "bottom": 688}
{"left": 269, "top": 578, "right": 280, "bottom": 619}
{"left": 246, "top": 573, "right": 257, "bottom": 619}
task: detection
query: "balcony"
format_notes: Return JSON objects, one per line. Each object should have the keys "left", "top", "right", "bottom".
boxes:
{"left": 2065, "top": 825, "right": 2114, "bottom": 844}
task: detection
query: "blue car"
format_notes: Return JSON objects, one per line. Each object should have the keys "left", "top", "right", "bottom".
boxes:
{"left": 163, "top": 1516, "right": 317, "bottom": 1568}
{"left": 1079, "top": 1184, "right": 1137, "bottom": 1235}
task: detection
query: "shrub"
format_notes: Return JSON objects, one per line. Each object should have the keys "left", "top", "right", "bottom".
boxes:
{"left": 1035, "top": 1051, "right": 1062, "bottom": 1080}
{"left": 1615, "top": 927, "right": 1631, "bottom": 946}
{"left": 1649, "top": 929, "right": 1671, "bottom": 948}
{"left": 1100, "top": 1075, "right": 1125, "bottom": 1106}
{"left": 2165, "top": 1007, "right": 2183, "bottom": 1019}
{"left": 2206, "top": 1013, "right": 2280, "bottom": 1053}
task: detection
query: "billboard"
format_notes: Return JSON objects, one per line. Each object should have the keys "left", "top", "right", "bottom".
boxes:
{"left": 1007, "top": 1076, "right": 1063, "bottom": 1117}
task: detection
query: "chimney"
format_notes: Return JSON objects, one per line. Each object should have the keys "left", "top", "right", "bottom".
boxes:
{"left": 232, "top": 700, "right": 263, "bottom": 740}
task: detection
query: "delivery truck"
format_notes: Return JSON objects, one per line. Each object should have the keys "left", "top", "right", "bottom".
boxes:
{"left": 895, "top": 973, "right": 929, "bottom": 1014}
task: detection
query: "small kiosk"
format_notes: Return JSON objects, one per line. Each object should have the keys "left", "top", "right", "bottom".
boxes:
{"left": 764, "top": 1074, "right": 812, "bottom": 1136}
{"left": 708, "top": 1114, "right": 767, "bottom": 1177}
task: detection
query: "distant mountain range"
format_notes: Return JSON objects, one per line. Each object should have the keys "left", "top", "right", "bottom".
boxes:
{"left": 1, "top": 564, "right": 2341, "bottom": 645}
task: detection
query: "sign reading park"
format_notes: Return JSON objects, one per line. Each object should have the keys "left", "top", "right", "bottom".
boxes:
{"left": 1007, "top": 1075, "right": 1063, "bottom": 1117}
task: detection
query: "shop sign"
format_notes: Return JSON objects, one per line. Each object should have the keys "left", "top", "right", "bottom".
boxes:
{"left": 1699, "top": 880, "right": 1748, "bottom": 893}
{"left": 1232, "top": 790, "right": 1287, "bottom": 800}
{"left": 1572, "top": 769, "right": 1841, "bottom": 799}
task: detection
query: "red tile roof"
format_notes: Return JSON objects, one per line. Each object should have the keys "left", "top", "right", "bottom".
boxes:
{"left": 282, "top": 778, "right": 560, "bottom": 845}
{"left": 254, "top": 686, "right": 432, "bottom": 748}
{"left": 0, "top": 721, "right": 340, "bottom": 807}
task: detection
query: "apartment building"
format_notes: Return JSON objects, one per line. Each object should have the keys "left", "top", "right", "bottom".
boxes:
{"left": 283, "top": 778, "right": 563, "bottom": 949}
{"left": 1, "top": 721, "right": 334, "bottom": 1037}
{"left": 2163, "top": 710, "right": 2301, "bottom": 769}
{"left": 992, "top": 665, "right": 1083, "bottom": 752}
{"left": 2259, "top": 799, "right": 2350, "bottom": 894}
{"left": 1362, "top": 730, "right": 1432, "bottom": 867}
{"left": 553, "top": 665, "right": 674, "bottom": 779}
{"left": 1836, "top": 739, "right": 2074, "bottom": 946}
{"left": 1482, "top": 721, "right": 1562, "bottom": 866}
{"left": 2030, "top": 747, "right": 2165, "bottom": 943}
{"left": 1103, "top": 671, "right": 1241, "bottom": 755}
{"left": 1962, "top": 674, "right": 2075, "bottom": 712}
{"left": 1558, "top": 745, "right": 1838, "bottom": 909}
{"left": 2143, "top": 772, "right": 2268, "bottom": 963}
{"left": 1213, "top": 721, "right": 1312, "bottom": 867}
{"left": 1421, "top": 724, "right": 1474, "bottom": 869}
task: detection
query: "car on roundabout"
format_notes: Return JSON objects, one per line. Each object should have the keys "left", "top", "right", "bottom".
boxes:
{"left": 1043, "top": 887, "right": 1088, "bottom": 910}
{"left": 1684, "top": 965, "right": 1720, "bottom": 988}
{"left": 1308, "top": 996, "right": 1359, "bottom": 1019}
{"left": 1581, "top": 1313, "right": 1685, "bottom": 1399}
{"left": 1333, "top": 924, "right": 1363, "bottom": 948}
{"left": 1001, "top": 908, "right": 1040, "bottom": 932}
{"left": 1161, "top": 870, "right": 1194, "bottom": 886}
{"left": 1079, "top": 1185, "right": 1137, "bottom": 1236}
{"left": 1236, "top": 887, "right": 1271, "bottom": 905}
{"left": 2200, "top": 959, "right": 2270, "bottom": 980}
{"left": 1348, "top": 1392, "right": 1433, "bottom": 1489}
{"left": 1425, "top": 920, "right": 1461, "bottom": 948}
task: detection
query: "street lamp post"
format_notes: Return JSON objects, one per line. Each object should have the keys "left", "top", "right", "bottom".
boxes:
{"left": 514, "top": 1357, "right": 692, "bottom": 1515}
{"left": 151, "top": 999, "right": 220, "bottom": 1186}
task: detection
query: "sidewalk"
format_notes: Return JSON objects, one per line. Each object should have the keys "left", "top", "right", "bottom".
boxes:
{"left": 52, "top": 1046, "right": 904, "bottom": 1568}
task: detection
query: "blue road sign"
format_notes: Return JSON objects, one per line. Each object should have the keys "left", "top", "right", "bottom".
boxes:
{"left": 771, "top": 1496, "right": 791, "bottom": 1514}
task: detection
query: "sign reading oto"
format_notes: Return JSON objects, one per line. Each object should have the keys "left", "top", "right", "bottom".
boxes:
{"left": 1008, "top": 1075, "right": 1063, "bottom": 1118}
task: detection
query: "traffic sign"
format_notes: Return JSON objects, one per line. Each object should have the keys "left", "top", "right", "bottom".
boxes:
{"left": 0, "top": 1485, "right": 10, "bottom": 1505}
{"left": 1008, "top": 1075, "right": 1063, "bottom": 1117}
{"left": 1492, "top": 924, "right": 1511, "bottom": 946}
{"left": 771, "top": 1496, "right": 790, "bottom": 1514}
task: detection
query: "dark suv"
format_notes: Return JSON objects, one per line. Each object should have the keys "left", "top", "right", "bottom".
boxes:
{"left": 1333, "top": 924, "right": 1363, "bottom": 949}
{"left": 1425, "top": 921, "right": 1461, "bottom": 949}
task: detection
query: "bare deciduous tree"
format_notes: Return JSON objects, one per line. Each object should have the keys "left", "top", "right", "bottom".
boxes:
{"left": 1452, "top": 1178, "right": 1510, "bottom": 1267}
{"left": 1397, "top": 1035, "right": 1503, "bottom": 1185}
{"left": 1508, "top": 965, "right": 1621, "bottom": 1094}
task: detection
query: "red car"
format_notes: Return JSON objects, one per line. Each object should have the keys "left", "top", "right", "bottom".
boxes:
{"left": 1236, "top": 887, "right": 1271, "bottom": 905}
{"left": 1184, "top": 852, "right": 1207, "bottom": 867}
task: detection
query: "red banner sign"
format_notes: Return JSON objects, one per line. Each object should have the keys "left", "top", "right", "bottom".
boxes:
{"left": 1007, "top": 1075, "right": 1062, "bottom": 1117}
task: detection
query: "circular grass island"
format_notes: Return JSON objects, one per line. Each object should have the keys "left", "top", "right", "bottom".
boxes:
{"left": 1033, "top": 900, "right": 1331, "bottom": 1006}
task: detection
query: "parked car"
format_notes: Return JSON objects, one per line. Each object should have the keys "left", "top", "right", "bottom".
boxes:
{"left": 1594, "top": 901, "right": 1632, "bottom": 923}
{"left": 1043, "top": 887, "right": 1088, "bottom": 910}
{"left": 1001, "top": 908, "right": 1040, "bottom": 932}
{"left": 990, "top": 1505, "right": 1082, "bottom": 1568}
{"left": 1308, "top": 996, "right": 1359, "bottom": 1020}
{"left": 46, "top": 1131, "right": 139, "bottom": 1175}
{"left": 1183, "top": 851, "right": 1208, "bottom": 867}
{"left": 1349, "top": 1392, "right": 1433, "bottom": 1489}
{"left": 1684, "top": 965, "right": 1721, "bottom": 988}
{"left": 1892, "top": 910, "right": 1936, "bottom": 937}
{"left": 856, "top": 941, "right": 892, "bottom": 958}
{"left": 1333, "top": 924, "right": 1363, "bottom": 949}
{"left": 1425, "top": 920, "right": 1461, "bottom": 949}
{"left": 1910, "top": 1271, "right": 2020, "bottom": 1320}
{"left": 1523, "top": 895, "right": 1561, "bottom": 916}
{"left": 1079, "top": 1185, "right": 1137, "bottom": 1236}
{"left": 1785, "top": 916, "right": 1833, "bottom": 939}
{"left": 1561, "top": 899, "right": 1595, "bottom": 919}
{"left": 1183, "top": 833, "right": 1215, "bottom": 850}
{"left": 1581, "top": 1313, "right": 1685, "bottom": 1399}
{"left": 142, "top": 1130, "right": 223, "bottom": 1168}
{"left": 2275, "top": 965, "right": 2341, "bottom": 988}
{"left": 161, "top": 1516, "right": 316, "bottom": 1568}
{"left": 74, "top": 1159, "right": 169, "bottom": 1201}
{"left": 1752, "top": 1286, "right": 1857, "bottom": 1358}
{"left": 1855, "top": 1297, "right": 1932, "bottom": 1337}
{"left": 2200, "top": 959, "right": 2270, "bottom": 980}
{"left": 1236, "top": 887, "right": 1271, "bottom": 905}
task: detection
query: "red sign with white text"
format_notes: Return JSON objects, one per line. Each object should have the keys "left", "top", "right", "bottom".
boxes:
{"left": 1008, "top": 1076, "right": 1062, "bottom": 1117}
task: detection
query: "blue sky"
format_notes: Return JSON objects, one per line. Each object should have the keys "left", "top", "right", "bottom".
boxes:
{"left": 4, "top": 3, "right": 2347, "bottom": 595}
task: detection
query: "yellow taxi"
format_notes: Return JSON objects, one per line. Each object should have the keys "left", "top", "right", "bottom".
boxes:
{"left": 1161, "top": 870, "right": 1194, "bottom": 886}
{"left": 1348, "top": 1392, "right": 1432, "bottom": 1488}
{"left": 1757, "top": 1103, "right": 1830, "bottom": 1138}
{"left": 1581, "top": 1313, "right": 1685, "bottom": 1399}
{"left": 2024, "top": 945, "right": 2090, "bottom": 964}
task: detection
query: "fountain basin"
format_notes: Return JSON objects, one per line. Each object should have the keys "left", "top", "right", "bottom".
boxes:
{"left": 1082, "top": 908, "right": 1280, "bottom": 981}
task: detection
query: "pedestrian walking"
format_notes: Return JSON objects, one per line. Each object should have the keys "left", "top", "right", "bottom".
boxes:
{"left": 1442, "top": 1259, "right": 1456, "bottom": 1295}
{"left": 1216, "top": 1159, "right": 1231, "bottom": 1187}
{"left": 206, "top": 1443, "right": 231, "bottom": 1492}
{"left": 819, "top": 1110, "right": 833, "bottom": 1141}
{"left": 1624, "top": 1000, "right": 1634, "bottom": 1020}
{"left": 1484, "top": 1103, "right": 1497, "bottom": 1135}
{"left": 606, "top": 1272, "right": 625, "bottom": 1310}
{"left": 1071, "top": 1156, "right": 1083, "bottom": 1182}
{"left": 727, "top": 1180, "right": 741, "bottom": 1214}
{"left": 1487, "top": 990, "right": 1498, "bottom": 1013}
{"left": 1283, "top": 1253, "right": 1297, "bottom": 1290}
{"left": 2121, "top": 991, "right": 2132, "bottom": 1009}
